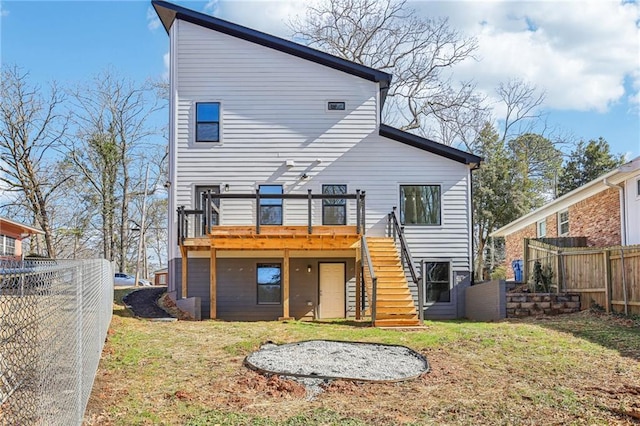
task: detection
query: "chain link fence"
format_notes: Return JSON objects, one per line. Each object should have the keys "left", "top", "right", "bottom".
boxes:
{"left": 0, "top": 259, "right": 113, "bottom": 425}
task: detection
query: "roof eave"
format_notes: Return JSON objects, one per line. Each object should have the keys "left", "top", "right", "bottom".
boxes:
{"left": 379, "top": 124, "right": 482, "bottom": 166}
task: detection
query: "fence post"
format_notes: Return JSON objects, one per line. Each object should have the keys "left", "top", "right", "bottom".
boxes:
{"left": 523, "top": 238, "right": 530, "bottom": 285}
{"left": 604, "top": 249, "right": 611, "bottom": 313}
{"left": 75, "top": 263, "right": 83, "bottom": 424}
{"left": 555, "top": 250, "right": 562, "bottom": 293}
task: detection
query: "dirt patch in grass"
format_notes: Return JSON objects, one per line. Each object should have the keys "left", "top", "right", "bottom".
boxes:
{"left": 85, "top": 309, "right": 640, "bottom": 425}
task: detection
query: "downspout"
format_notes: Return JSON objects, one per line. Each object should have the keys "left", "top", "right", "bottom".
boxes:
{"left": 603, "top": 178, "right": 628, "bottom": 315}
{"left": 603, "top": 178, "right": 626, "bottom": 245}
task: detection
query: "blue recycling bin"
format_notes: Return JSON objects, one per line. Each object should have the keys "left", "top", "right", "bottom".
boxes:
{"left": 512, "top": 259, "right": 523, "bottom": 282}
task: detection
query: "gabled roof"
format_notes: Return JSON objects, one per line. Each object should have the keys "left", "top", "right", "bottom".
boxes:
{"left": 152, "top": 0, "right": 392, "bottom": 99}
{"left": 490, "top": 156, "right": 640, "bottom": 238}
{"left": 152, "top": 1, "right": 482, "bottom": 166}
{"left": 379, "top": 124, "right": 482, "bottom": 167}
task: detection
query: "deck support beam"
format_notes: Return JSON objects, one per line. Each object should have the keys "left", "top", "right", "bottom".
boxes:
{"left": 210, "top": 247, "right": 217, "bottom": 319}
{"left": 279, "top": 248, "right": 292, "bottom": 320}
{"left": 180, "top": 246, "right": 188, "bottom": 299}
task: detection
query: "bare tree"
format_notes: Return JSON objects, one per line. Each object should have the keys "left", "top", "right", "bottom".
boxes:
{"left": 290, "top": 0, "right": 488, "bottom": 144}
{"left": 496, "top": 78, "right": 546, "bottom": 144}
{"left": 0, "top": 66, "right": 69, "bottom": 258}
{"left": 68, "top": 69, "right": 161, "bottom": 271}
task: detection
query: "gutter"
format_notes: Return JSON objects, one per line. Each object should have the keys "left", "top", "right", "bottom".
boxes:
{"left": 603, "top": 178, "right": 626, "bottom": 245}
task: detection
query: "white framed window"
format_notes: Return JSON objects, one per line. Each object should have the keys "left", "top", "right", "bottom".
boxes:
{"left": 0, "top": 235, "right": 16, "bottom": 256}
{"left": 537, "top": 220, "right": 546, "bottom": 238}
{"left": 558, "top": 210, "right": 569, "bottom": 236}
{"left": 195, "top": 102, "right": 220, "bottom": 142}
{"left": 400, "top": 185, "right": 441, "bottom": 226}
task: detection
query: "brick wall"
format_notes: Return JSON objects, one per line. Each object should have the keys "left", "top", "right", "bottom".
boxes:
{"left": 501, "top": 187, "right": 621, "bottom": 279}
{"left": 504, "top": 223, "right": 536, "bottom": 279}
{"left": 567, "top": 187, "right": 621, "bottom": 247}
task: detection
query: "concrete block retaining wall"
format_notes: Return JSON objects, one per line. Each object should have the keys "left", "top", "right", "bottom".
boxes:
{"left": 506, "top": 293, "right": 581, "bottom": 318}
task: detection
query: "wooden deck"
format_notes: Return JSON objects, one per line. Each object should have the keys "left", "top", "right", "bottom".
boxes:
{"left": 182, "top": 226, "right": 360, "bottom": 250}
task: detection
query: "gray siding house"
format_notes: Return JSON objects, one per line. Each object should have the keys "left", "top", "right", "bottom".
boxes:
{"left": 153, "top": 1, "right": 481, "bottom": 325}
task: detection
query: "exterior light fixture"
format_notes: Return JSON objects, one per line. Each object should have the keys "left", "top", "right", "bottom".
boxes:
{"left": 307, "top": 265, "right": 312, "bottom": 273}
{"left": 224, "top": 183, "right": 229, "bottom": 192}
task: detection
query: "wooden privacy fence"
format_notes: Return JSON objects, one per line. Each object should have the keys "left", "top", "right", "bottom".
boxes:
{"left": 523, "top": 239, "right": 640, "bottom": 315}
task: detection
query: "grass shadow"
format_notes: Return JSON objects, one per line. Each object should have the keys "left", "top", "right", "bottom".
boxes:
{"left": 528, "top": 310, "right": 640, "bottom": 361}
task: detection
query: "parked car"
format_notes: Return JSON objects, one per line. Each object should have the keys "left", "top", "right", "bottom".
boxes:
{"left": 114, "top": 273, "right": 152, "bottom": 287}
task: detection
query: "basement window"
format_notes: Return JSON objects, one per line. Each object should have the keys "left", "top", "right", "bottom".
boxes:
{"left": 423, "top": 261, "right": 450, "bottom": 304}
{"left": 257, "top": 263, "right": 281, "bottom": 304}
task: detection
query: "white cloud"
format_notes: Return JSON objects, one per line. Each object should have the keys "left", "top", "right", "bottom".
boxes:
{"left": 204, "top": 0, "right": 221, "bottom": 16}
{"left": 425, "top": 1, "right": 640, "bottom": 114}
{"left": 162, "top": 51, "right": 170, "bottom": 81}
{"left": 147, "top": 6, "right": 161, "bottom": 31}
{"left": 1, "top": 7, "right": 9, "bottom": 18}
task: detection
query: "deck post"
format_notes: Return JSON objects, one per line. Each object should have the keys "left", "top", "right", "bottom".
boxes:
{"left": 355, "top": 258, "right": 362, "bottom": 320}
{"left": 180, "top": 246, "right": 188, "bottom": 299}
{"left": 356, "top": 190, "right": 361, "bottom": 234}
{"left": 280, "top": 248, "right": 291, "bottom": 320}
{"left": 307, "top": 189, "right": 312, "bottom": 234}
{"left": 210, "top": 247, "right": 217, "bottom": 319}
{"left": 361, "top": 191, "right": 366, "bottom": 235}
{"left": 255, "top": 188, "right": 261, "bottom": 234}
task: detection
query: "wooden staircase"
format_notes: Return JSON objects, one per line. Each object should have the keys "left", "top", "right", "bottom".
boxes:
{"left": 365, "top": 237, "right": 421, "bottom": 327}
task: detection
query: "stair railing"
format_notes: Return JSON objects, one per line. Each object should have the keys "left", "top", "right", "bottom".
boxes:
{"left": 361, "top": 236, "right": 377, "bottom": 325}
{"left": 388, "top": 207, "right": 423, "bottom": 324}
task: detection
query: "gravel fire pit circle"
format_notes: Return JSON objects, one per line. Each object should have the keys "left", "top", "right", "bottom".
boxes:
{"left": 244, "top": 340, "right": 429, "bottom": 382}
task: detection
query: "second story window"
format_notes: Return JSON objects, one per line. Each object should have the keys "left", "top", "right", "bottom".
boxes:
{"left": 322, "top": 184, "right": 347, "bottom": 225}
{"left": 196, "top": 102, "right": 220, "bottom": 142}
{"left": 400, "top": 185, "right": 441, "bottom": 226}
{"left": 259, "top": 185, "right": 283, "bottom": 225}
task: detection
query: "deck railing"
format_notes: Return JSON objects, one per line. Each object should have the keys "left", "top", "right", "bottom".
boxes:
{"left": 360, "top": 236, "right": 377, "bottom": 325}
{"left": 388, "top": 207, "right": 423, "bottom": 324}
{"left": 177, "top": 189, "right": 366, "bottom": 243}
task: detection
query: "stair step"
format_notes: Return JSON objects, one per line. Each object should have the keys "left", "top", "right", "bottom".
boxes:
{"left": 376, "top": 301, "right": 416, "bottom": 309}
{"left": 375, "top": 312, "right": 419, "bottom": 320}
{"left": 374, "top": 319, "right": 421, "bottom": 327}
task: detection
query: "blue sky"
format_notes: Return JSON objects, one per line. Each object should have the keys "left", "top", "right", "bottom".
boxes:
{"left": 1, "top": 0, "right": 639, "bottom": 159}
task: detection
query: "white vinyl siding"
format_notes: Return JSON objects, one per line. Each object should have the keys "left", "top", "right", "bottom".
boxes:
{"left": 167, "top": 19, "right": 473, "bottom": 279}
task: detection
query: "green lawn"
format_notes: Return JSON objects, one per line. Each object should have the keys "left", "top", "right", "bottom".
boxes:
{"left": 85, "top": 290, "right": 640, "bottom": 425}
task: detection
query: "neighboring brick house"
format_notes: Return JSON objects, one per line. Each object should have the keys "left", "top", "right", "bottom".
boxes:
{"left": 0, "top": 217, "right": 44, "bottom": 260}
{"left": 491, "top": 156, "right": 640, "bottom": 280}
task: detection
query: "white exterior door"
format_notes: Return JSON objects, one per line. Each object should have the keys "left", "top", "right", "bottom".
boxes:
{"left": 319, "top": 263, "right": 345, "bottom": 318}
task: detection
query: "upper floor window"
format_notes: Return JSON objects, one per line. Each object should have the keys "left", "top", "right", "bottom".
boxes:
{"left": 196, "top": 102, "right": 220, "bottom": 142}
{"left": 636, "top": 178, "right": 640, "bottom": 197}
{"left": 259, "top": 185, "right": 283, "bottom": 225}
{"left": 322, "top": 184, "right": 347, "bottom": 225}
{"left": 400, "top": 185, "right": 441, "bottom": 225}
{"left": 537, "top": 220, "right": 546, "bottom": 238}
{"left": 558, "top": 210, "right": 569, "bottom": 235}
{"left": 327, "top": 101, "right": 345, "bottom": 111}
